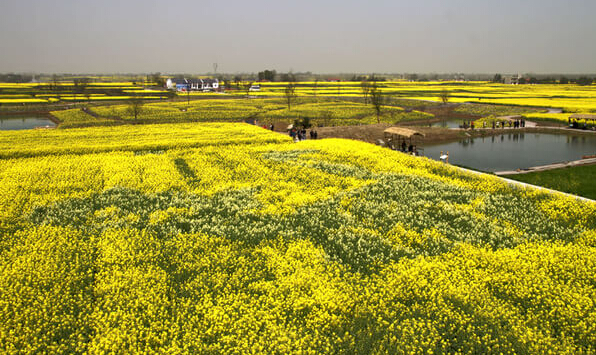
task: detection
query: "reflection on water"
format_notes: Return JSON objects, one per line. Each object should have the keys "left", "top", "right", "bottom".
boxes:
{"left": 425, "top": 132, "right": 596, "bottom": 172}
{"left": 430, "top": 119, "right": 462, "bottom": 129}
{"left": 0, "top": 117, "right": 56, "bottom": 130}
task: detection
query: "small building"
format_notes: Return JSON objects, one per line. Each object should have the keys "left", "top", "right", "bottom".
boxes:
{"left": 166, "top": 78, "right": 175, "bottom": 89}
{"left": 504, "top": 74, "right": 522, "bottom": 85}
{"left": 203, "top": 78, "right": 219, "bottom": 91}
{"left": 383, "top": 127, "right": 425, "bottom": 155}
{"left": 569, "top": 114, "right": 596, "bottom": 121}
{"left": 170, "top": 78, "right": 219, "bottom": 92}
{"left": 569, "top": 114, "right": 596, "bottom": 129}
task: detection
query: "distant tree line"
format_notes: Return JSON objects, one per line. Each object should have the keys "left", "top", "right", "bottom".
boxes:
{"left": 492, "top": 73, "right": 595, "bottom": 85}
{"left": 0, "top": 74, "right": 34, "bottom": 83}
{"left": 1, "top": 71, "right": 594, "bottom": 85}
{"left": 258, "top": 70, "right": 276, "bottom": 81}
{"left": 351, "top": 75, "right": 387, "bottom": 81}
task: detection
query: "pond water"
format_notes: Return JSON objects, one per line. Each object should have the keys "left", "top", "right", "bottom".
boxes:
{"left": 425, "top": 132, "right": 596, "bottom": 172}
{"left": 0, "top": 116, "right": 56, "bottom": 130}
{"left": 429, "top": 119, "right": 464, "bottom": 129}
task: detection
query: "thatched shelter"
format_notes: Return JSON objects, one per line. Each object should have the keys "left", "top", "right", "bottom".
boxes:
{"left": 570, "top": 114, "right": 596, "bottom": 121}
{"left": 383, "top": 127, "right": 425, "bottom": 155}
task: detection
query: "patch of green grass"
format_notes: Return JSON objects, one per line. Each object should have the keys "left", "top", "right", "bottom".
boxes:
{"left": 506, "top": 164, "right": 596, "bottom": 200}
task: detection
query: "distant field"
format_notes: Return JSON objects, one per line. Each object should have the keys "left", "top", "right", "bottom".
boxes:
{"left": 3, "top": 81, "right": 596, "bottom": 115}
{"left": 3, "top": 80, "right": 596, "bottom": 131}
{"left": 50, "top": 98, "right": 432, "bottom": 128}
{"left": 256, "top": 81, "right": 596, "bottom": 113}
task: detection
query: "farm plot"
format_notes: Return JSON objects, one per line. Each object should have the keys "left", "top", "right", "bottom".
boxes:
{"left": 50, "top": 98, "right": 431, "bottom": 128}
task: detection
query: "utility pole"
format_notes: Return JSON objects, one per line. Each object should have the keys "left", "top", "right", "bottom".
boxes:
{"left": 213, "top": 63, "right": 218, "bottom": 75}
{"left": 186, "top": 79, "right": 190, "bottom": 107}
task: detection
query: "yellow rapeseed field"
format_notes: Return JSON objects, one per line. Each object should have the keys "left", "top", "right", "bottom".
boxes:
{"left": 0, "top": 122, "right": 595, "bottom": 354}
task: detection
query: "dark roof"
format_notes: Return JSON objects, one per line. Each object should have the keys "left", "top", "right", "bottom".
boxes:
{"left": 172, "top": 78, "right": 218, "bottom": 85}
{"left": 384, "top": 127, "right": 425, "bottom": 138}
{"left": 570, "top": 114, "right": 596, "bottom": 120}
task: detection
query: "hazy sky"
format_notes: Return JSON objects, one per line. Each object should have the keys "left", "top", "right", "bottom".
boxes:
{"left": 1, "top": 0, "right": 595, "bottom": 74}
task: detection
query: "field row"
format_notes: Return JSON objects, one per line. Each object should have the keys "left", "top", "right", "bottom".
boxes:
{"left": 4, "top": 81, "right": 596, "bottom": 117}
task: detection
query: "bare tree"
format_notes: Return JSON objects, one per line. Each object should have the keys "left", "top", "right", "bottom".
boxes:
{"left": 440, "top": 89, "right": 450, "bottom": 104}
{"left": 244, "top": 81, "right": 254, "bottom": 99}
{"left": 126, "top": 98, "right": 144, "bottom": 121}
{"left": 284, "top": 79, "right": 297, "bottom": 110}
{"left": 51, "top": 74, "right": 61, "bottom": 101}
{"left": 361, "top": 80, "right": 371, "bottom": 104}
{"left": 223, "top": 78, "right": 233, "bottom": 91}
{"left": 321, "top": 110, "right": 333, "bottom": 127}
{"left": 369, "top": 81, "right": 384, "bottom": 123}
{"left": 73, "top": 78, "right": 90, "bottom": 106}
{"left": 151, "top": 72, "right": 166, "bottom": 87}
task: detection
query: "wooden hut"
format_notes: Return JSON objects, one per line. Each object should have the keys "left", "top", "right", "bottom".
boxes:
{"left": 570, "top": 114, "right": 596, "bottom": 121}
{"left": 569, "top": 114, "right": 596, "bottom": 129}
{"left": 383, "top": 127, "right": 425, "bottom": 155}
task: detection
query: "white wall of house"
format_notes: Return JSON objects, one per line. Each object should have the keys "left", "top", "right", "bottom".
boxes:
{"left": 169, "top": 78, "right": 219, "bottom": 91}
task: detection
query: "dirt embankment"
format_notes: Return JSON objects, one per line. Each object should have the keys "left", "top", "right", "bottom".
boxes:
{"left": 275, "top": 122, "right": 475, "bottom": 145}
{"left": 310, "top": 124, "right": 479, "bottom": 145}
{"left": 292, "top": 104, "right": 483, "bottom": 145}
{"left": 286, "top": 124, "right": 592, "bottom": 146}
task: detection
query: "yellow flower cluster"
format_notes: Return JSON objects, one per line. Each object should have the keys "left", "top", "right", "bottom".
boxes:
{"left": 51, "top": 109, "right": 119, "bottom": 128}
{"left": 0, "top": 122, "right": 595, "bottom": 353}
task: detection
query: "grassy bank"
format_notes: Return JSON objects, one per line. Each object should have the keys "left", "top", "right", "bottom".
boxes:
{"left": 505, "top": 163, "right": 596, "bottom": 200}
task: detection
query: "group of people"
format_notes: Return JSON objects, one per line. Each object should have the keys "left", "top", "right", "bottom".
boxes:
{"left": 289, "top": 128, "right": 318, "bottom": 141}
{"left": 460, "top": 120, "right": 475, "bottom": 129}
{"left": 568, "top": 118, "right": 592, "bottom": 130}
{"left": 489, "top": 119, "right": 526, "bottom": 129}
{"left": 399, "top": 140, "right": 419, "bottom": 155}
{"left": 459, "top": 119, "right": 527, "bottom": 130}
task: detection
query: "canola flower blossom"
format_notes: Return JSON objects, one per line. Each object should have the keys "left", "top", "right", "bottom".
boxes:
{"left": 0, "top": 122, "right": 595, "bottom": 354}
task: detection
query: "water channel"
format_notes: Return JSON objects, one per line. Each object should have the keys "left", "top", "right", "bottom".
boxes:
{"left": 430, "top": 119, "right": 465, "bottom": 129}
{"left": 0, "top": 116, "right": 56, "bottom": 130}
{"left": 425, "top": 132, "right": 596, "bottom": 172}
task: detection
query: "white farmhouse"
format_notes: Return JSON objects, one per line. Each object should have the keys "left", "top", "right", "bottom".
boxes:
{"left": 169, "top": 78, "right": 219, "bottom": 91}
